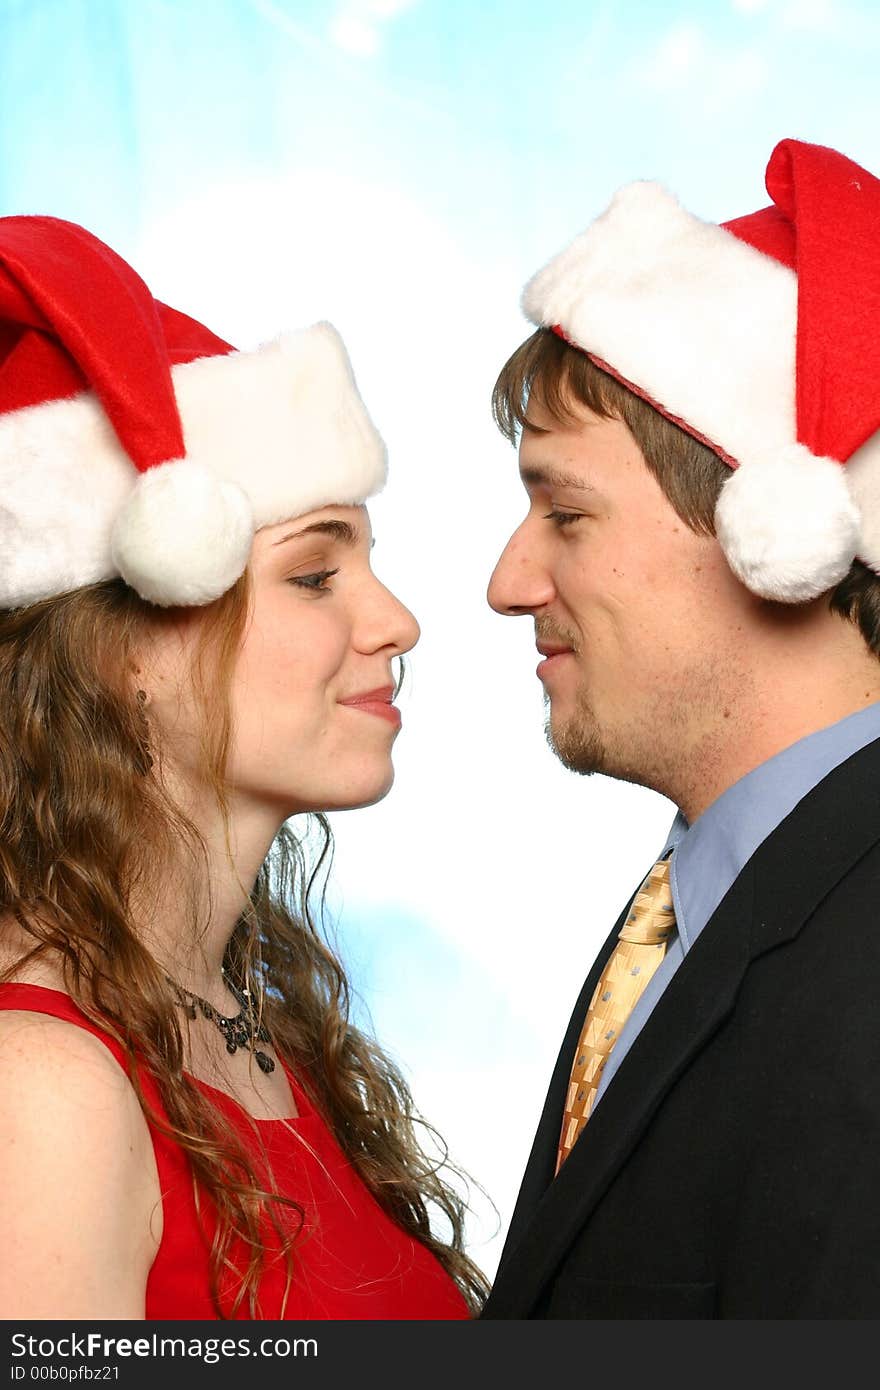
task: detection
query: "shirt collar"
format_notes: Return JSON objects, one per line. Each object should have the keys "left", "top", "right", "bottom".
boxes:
{"left": 663, "top": 702, "right": 880, "bottom": 953}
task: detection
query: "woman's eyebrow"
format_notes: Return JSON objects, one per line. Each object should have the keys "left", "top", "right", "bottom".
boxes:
{"left": 271, "top": 520, "right": 359, "bottom": 547}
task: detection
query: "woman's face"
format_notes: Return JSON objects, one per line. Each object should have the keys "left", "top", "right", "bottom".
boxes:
{"left": 146, "top": 504, "right": 420, "bottom": 818}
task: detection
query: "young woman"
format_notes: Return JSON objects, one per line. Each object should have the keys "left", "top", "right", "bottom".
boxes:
{"left": 0, "top": 215, "right": 486, "bottom": 1320}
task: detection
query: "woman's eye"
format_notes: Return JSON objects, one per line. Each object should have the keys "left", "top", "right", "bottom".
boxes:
{"left": 287, "top": 568, "right": 340, "bottom": 592}
{"left": 544, "top": 509, "right": 584, "bottom": 528}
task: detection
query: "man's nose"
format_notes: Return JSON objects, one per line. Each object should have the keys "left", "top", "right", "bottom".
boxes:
{"left": 487, "top": 525, "right": 555, "bottom": 615}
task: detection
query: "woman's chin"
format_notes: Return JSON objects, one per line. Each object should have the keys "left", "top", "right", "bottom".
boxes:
{"left": 327, "top": 767, "right": 397, "bottom": 813}
{"left": 274, "top": 765, "right": 398, "bottom": 816}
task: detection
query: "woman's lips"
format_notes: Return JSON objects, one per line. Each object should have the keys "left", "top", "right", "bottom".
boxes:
{"left": 338, "top": 687, "right": 402, "bottom": 727}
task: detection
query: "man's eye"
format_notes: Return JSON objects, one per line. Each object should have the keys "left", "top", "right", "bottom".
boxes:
{"left": 544, "top": 510, "right": 584, "bottom": 528}
{"left": 287, "top": 568, "right": 339, "bottom": 592}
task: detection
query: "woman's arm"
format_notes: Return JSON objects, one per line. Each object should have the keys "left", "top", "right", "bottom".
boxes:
{"left": 0, "top": 1012, "right": 162, "bottom": 1318}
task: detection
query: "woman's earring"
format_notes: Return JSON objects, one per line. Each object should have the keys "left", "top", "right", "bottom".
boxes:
{"left": 135, "top": 689, "right": 154, "bottom": 767}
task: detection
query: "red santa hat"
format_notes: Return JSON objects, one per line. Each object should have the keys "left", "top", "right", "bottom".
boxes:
{"left": 522, "top": 138, "right": 880, "bottom": 603}
{"left": 0, "top": 215, "right": 386, "bottom": 608}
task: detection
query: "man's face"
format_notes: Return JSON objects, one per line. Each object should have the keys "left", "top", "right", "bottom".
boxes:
{"left": 487, "top": 392, "right": 753, "bottom": 796}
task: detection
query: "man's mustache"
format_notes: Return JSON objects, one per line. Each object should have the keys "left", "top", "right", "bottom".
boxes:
{"left": 534, "top": 620, "right": 580, "bottom": 655}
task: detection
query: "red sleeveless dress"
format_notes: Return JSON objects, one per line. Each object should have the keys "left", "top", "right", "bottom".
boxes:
{"left": 0, "top": 984, "right": 470, "bottom": 1320}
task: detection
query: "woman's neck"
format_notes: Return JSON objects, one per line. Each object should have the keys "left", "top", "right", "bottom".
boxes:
{"left": 120, "top": 767, "right": 287, "bottom": 1004}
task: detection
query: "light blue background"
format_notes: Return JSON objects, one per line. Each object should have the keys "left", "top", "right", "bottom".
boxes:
{"left": 3, "top": 0, "right": 878, "bottom": 1277}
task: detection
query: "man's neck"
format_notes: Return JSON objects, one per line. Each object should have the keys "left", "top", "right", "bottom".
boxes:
{"left": 676, "top": 659, "right": 880, "bottom": 824}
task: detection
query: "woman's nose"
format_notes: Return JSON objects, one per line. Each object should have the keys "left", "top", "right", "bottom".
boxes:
{"left": 363, "top": 579, "right": 420, "bottom": 655}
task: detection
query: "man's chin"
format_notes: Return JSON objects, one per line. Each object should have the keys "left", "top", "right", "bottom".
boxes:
{"left": 544, "top": 707, "right": 606, "bottom": 776}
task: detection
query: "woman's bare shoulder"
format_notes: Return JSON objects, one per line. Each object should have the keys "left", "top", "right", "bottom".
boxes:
{"left": 0, "top": 1009, "right": 162, "bottom": 1317}
{"left": 0, "top": 1004, "right": 130, "bottom": 1092}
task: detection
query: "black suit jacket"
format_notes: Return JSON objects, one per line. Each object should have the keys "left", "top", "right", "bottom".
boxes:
{"left": 482, "top": 736, "right": 880, "bottom": 1318}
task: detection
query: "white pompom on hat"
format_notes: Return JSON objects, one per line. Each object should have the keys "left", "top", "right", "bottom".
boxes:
{"left": 521, "top": 139, "right": 880, "bottom": 603}
{"left": 110, "top": 458, "right": 256, "bottom": 609}
{"left": 0, "top": 216, "right": 387, "bottom": 608}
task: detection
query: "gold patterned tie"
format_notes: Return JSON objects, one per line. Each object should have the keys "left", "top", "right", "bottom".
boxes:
{"left": 556, "top": 857, "right": 676, "bottom": 1173}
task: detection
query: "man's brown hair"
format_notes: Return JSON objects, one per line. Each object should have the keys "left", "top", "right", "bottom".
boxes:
{"left": 492, "top": 327, "right": 880, "bottom": 659}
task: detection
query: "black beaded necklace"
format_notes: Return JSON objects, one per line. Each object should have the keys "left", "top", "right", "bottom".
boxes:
{"left": 169, "top": 970, "right": 275, "bottom": 1075}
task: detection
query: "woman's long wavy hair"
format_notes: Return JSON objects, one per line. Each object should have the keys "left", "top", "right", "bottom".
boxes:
{"left": 0, "top": 571, "right": 489, "bottom": 1317}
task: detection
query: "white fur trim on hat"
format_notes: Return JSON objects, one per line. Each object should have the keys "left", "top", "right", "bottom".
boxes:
{"left": 714, "top": 446, "right": 859, "bottom": 602}
{"left": 523, "top": 182, "right": 800, "bottom": 472}
{"left": 0, "top": 321, "right": 387, "bottom": 608}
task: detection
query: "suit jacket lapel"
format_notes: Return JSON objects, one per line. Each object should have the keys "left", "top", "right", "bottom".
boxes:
{"left": 486, "top": 734, "right": 880, "bottom": 1318}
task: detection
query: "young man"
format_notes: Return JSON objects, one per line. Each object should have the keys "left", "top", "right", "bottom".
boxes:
{"left": 482, "top": 139, "right": 880, "bottom": 1319}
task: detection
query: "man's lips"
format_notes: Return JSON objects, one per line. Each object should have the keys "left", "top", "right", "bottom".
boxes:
{"left": 535, "top": 644, "right": 575, "bottom": 681}
{"left": 536, "top": 642, "right": 574, "bottom": 658}
{"left": 338, "top": 686, "right": 401, "bottom": 726}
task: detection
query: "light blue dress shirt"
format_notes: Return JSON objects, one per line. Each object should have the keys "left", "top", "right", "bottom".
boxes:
{"left": 590, "top": 700, "right": 880, "bottom": 1112}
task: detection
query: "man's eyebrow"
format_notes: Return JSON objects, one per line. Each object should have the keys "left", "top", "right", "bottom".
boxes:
{"left": 519, "top": 465, "right": 595, "bottom": 492}
{"left": 271, "top": 520, "right": 360, "bottom": 547}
